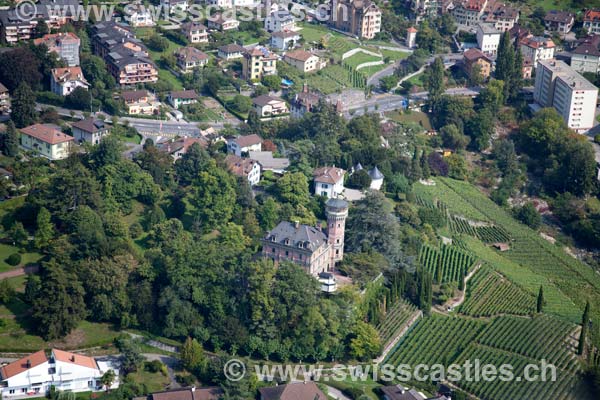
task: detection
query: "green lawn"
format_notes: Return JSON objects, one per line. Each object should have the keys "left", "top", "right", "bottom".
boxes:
{"left": 0, "top": 244, "right": 43, "bottom": 272}
{"left": 407, "top": 72, "right": 424, "bottom": 87}
{"left": 385, "top": 110, "right": 432, "bottom": 131}
{"left": 128, "top": 365, "right": 171, "bottom": 393}
{"left": 343, "top": 52, "right": 382, "bottom": 69}
{"left": 158, "top": 68, "right": 184, "bottom": 90}
{"left": 113, "top": 131, "right": 143, "bottom": 144}
{"left": 381, "top": 49, "right": 410, "bottom": 62}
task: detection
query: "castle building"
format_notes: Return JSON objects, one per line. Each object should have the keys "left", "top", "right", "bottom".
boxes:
{"left": 261, "top": 198, "right": 349, "bottom": 277}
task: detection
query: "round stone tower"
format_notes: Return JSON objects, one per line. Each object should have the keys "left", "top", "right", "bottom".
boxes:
{"left": 325, "top": 198, "right": 349, "bottom": 267}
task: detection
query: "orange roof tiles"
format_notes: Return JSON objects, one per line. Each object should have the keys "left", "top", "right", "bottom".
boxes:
{"left": 0, "top": 350, "right": 48, "bottom": 379}
{"left": 20, "top": 124, "right": 74, "bottom": 145}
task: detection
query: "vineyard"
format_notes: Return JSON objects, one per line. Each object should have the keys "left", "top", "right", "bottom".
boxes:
{"left": 449, "top": 216, "right": 511, "bottom": 243}
{"left": 459, "top": 265, "right": 536, "bottom": 317}
{"left": 376, "top": 299, "right": 420, "bottom": 348}
{"left": 385, "top": 314, "right": 587, "bottom": 400}
{"left": 384, "top": 314, "right": 487, "bottom": 367}
{"left": 418, "top": 244, "right": 476, "bottom": 284}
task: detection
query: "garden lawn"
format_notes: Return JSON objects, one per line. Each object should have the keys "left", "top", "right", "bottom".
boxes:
{"left": 343, "top": 52, "right": 381, "bottom": 69}
{"left": 0, "top": 244, "right": 43, "bottom": 272}
{"left": 384, "top": 110, "right": 432, "bottom": 131}
{"left": 128, "top": 368, "right": 171, "bottom": 393}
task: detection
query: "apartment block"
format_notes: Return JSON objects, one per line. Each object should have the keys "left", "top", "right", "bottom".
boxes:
{"left": 534, "top": 59, "right": 598, "bottom": 133}
{"left": 329, "top": 0, "right": 381, "bottom": 39}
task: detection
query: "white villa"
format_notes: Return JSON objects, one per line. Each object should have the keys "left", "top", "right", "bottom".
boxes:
{"left": 313, "top": 166, "right": 345, "bottom": 198}
{"left": 0, "top": 349, "right": 118, "bottom": 398}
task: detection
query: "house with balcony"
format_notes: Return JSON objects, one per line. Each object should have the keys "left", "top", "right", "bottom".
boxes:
{"left": 463, "top": 48, "right": 492, "bottom": 79}
{"left": 485, "top": 4, "right": 519, "bottom": 32}
{"left": 181, "top": 21, "right": 208, "bottom": 44}
{"left": 0, "top": 349, "right": 118, "bottom": 398}
{"left": 207, "top": 13, "right": 239, "bottom": 31}
{"left": 450, "top": 0, "right": 488, "bottom": 27}
{"left": 227, "top": 134, "right": 262, "bottom": 156}
{"left": 264, "top": 10, "right": 296, "bottom": 33}
{"left": 175, "top": 47, "right": 209, "bottom": 73}
{"left": 544, "top": 10, "right": 575, "bottom": 34}
{"left": 329, "top": 0, "right": 381, "bottom": 39}
{"left": 121, "top": 90, "right": 161, "bottom": 115}
{"left": 571, "top": 35, "right": 600, "bottom": 74}
{"left": 127, "top": 5, "right": 156, "bottom": 27}
{"left": 218, "top": 43, "right": 246, "bottom": 60}
{"left": 0, "top": 83, "right": 10, "bottom": 115}
{"left": 19, "top": 124, "right": 74, "bottom": 160}
{"left": 270, "top": 31, "right": 301, "bottom": 51}
{"left": 34, "top": 32, "right": 81, "bottom": 66}
{"left": 520, "top": 36, "right": 555, "bottom": 66}
{"left": 50, "top": 67, "right": 89, "bottom": 96}
{"left": 313, "top": 166, "right": 345, "bottom": 198}
{"left": 252, "top": 95, "right": 289, "bottom": 118}
{"left": 242, "top": 46, "right": 278, "bottom": 81}
{"left": 584, "top": 9, "right": 600, "bottom": 35}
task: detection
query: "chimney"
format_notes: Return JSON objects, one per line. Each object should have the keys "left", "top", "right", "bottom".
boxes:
{"left": 294, "top": 220, "right": 300, "bottom": 228}
{"left": 25, "top": 359, "right": 31, "bottom": 368}
{"left": 70, "top": 355, "right": 75, "bottom": 362}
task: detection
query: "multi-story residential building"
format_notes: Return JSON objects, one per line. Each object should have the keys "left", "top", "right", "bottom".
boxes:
{"left": 121, "top": 90, "right": 161, "bottom": 115}
{"left": 0, "top": 349, "right": 118, "bottom": 398}
{"left": 329, "top": 0, "right": 381, "bottom": 39}
{"left": 175, "top": 47, "right": 209, "bottom": 73}
{"left": 283, "top": 50, "right": 326, "bottom": 73}
{"left": 544, "top": 10, "right": 575, "bottom": 34}
{"left": 225, "top": 154, "right": 261, "bottom": 186}
{"left": 264, "top": 10, "right": 296, "bottom": 33}
{"left": 168, "top": 90, "right": 199, "bottom": 109}
{"left": 313, "top": 166, "right": 345, "bottom": 198}
{"left": 463, "top": 48, "right": 492, "bottom": 79}
{"left": 476, "top": 23, "right": 501, "bottom": 56}
{"left": 262, "top": 198, "right": 349, "bottom": 277}
{"left": 19, "top": 124, "right": 74, "bottom": 160}
{"left": 91, "top": 22, "right": 158, "bottom": 86}
{"left": 34, "top": 32, "right": 80, "bottom": 66}
{"left": 571, "top": 35, "right": 600, "bottom": 74}
{"left": 207, "top": 13, "right": 239, "bottom": 31}
{"left": 227, "top": 134, "right": 262, "bottom": 156}
{"left": 520, "top": 36, "right": 555, "bottom": 66}
{"left": 242, "top": 46, "right": 277, "bottom": 81}
{"left": 485, "top": 4, "right": 519, "bottom": 32}
{"left": 160, "top": 0, "right": 189, "bottom": 11}
{"left": 271, "top": 31, "right": 301, "bottom": 51}
{"left": 217, "top": 43, "right": 246, "bottom": 60}
{"left": 450, "top": 0, "right": 488, "bottom": 27}
{"left": 207, "top": 0, "right": 233, "bottom": 7}
{"left": 181, "top": 21, "right": 208, "bottom": 44}
{"left": 410, "top": 0, "right": 442, "bottom": 24}
{"left": 71, "top": 117, "right": 111, "bottom": 145}
{"left": 252, "top": 95, "right": 289, "bottom": 118}
{"left": 583, "top": 9, "right": 600, "bottom": 35}
{"left": 290, "top": 84, "right": 321, "bottom": 118}
{"left": 50, "top": 67, "right": 89, "bottom": 96}
{"left": 534, "top": 59, "right": 599, "bottom": 133}
{"left": 127, "top": 5, "right": 156, "bottom": 27}
{"left": 0, "top": 83, "right": 10, "bottom": 115}
{"left": 0, "top": 0, "right": 78, "bottom": 44}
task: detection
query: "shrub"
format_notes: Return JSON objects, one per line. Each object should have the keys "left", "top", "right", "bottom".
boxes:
{"left": 144, "top": 360, "right": 163, "bottom": 373}
{"left": 175, "top": 374, "right": 195, "bottom": 386}
{"left": 595, "top": 134, "right": 600, "bottom": 144}
{"left": 129, "top": 222, "right": 143, "bottom": 238}
{"left": 6, "top": 253, "right": 21, "bottom": 266}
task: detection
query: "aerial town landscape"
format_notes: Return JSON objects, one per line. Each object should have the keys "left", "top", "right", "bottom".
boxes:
{"left": 0, "top": 0, "right": 599, "bottom": 399}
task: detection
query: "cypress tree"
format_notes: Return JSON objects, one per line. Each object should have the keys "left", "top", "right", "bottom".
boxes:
{"left": 2, "top": 120, "right": 19, "bottom": 157}
{"left": 578, "top": 301, "right": 590, "bottom": 355}
{"left": 536, "top": 285, "right": 544, "bottom": 313}
{"left": 495, "top": 31, "right": 515, "bottom": 100}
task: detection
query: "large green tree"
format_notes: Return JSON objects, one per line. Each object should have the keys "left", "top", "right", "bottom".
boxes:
{"left": 32, "top": 261, "right": 87, "bottom": 340}
{"left": 11, "top": 82, "right": 37, "bottom": 128}
{"left": 1, "top": 120, "right": 19, "bottom": 157}
{"left": 34, "top": 207, "right": 54, "bottom": 250}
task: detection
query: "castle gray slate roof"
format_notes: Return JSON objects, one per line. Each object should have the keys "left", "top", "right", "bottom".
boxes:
{"left": 369, "top": 166, "right": 384, "bottom": 180}
{"left": 326, "top": 198, "right": 349, "bottom": 210}
{"left": 264, "top": 221, "right": 328, "bottom": 252}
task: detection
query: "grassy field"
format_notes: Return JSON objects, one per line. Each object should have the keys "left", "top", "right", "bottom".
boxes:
{"left": 406, "top": 72, "right": 424, "bottom": 87}
{"left": 128, "top": 365, "right": 171, "bottom": 393}
{"left": 0, "top": 244, "right": 43, "bottom": 272}
{"left": 385, "top": 110, "right": 433, "bottom": 131}
{"left": 343, "top": 52, "right": 382, "bottom": 69}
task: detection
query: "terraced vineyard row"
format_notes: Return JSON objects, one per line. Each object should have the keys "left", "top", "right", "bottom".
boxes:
{"left": 376, "top": 299, "right": 420, "bottom": 348}
{"left": 384, "top": 314, "right": 487, "bottom": 367}
{"left": 476, "top": 315, "right": 576, "bottom": 369}
{"left": 450, "top": 216, "right": 511, "bottom": 243}
{"left": 459, "top": 266, "right": 536, "bottom": 317}
{"left": 418, "top": 244, "right": 476, "bottom": 284}
{"left": 385, "top": 314, "right": 585, "bottom": 399}
{"left": 454, "top": 343, "right": 584, "bottom": 400}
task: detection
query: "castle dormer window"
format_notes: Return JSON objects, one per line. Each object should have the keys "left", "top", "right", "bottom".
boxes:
{"left": 285, "top": 238, "right": 290, "bottom": 245}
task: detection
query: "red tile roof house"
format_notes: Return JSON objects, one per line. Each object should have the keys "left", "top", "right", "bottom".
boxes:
{"left": 0, "top": 349, "right": 119, "bottom": 398}
{"left": 259, "top": 382, "right": 327, "bottom": 400}
{"left": 584, "top": 9, "right": 600, "bottom": 35}
{"left": 226, "top": 133, "right": 262, "bottom": 156}
{"left": 313, "top": 166, "right": 345, "bottom": 198}
{"left": 225, "top": 154, "right": 261, "bottom": 186}
{"left": 50, "top": 66, "right": 89, "bottom": 96}
{"left": 136, "top": 387, "right": 223, "bottom": 400}
{"left": 20, "top": 124, "right": 74, "bottom": 160}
